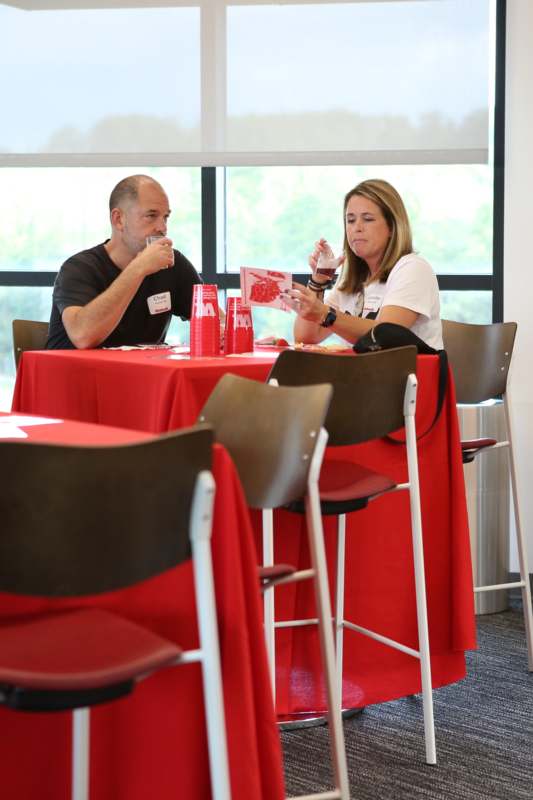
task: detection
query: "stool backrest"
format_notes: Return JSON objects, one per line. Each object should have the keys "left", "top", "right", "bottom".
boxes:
{"left": 197, "top": 373, "right": 332, "bottom": 510}
{"left": 267, "top": 346, "right": 417, "bottom": 446}
{"left": 0, "top": 426, "right": 213, "bottom": 597}
{"left": 12, "top": 319, "right": 49, "bottom": 369}
{"left": 442, "top": 320, "right": 517, "bottom": 404}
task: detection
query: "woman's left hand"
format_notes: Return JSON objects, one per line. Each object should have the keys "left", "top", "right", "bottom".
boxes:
{"left": 282, "top": 282, "right": 326, "bottom": 323}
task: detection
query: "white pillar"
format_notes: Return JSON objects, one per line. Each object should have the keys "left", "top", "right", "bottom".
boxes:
{"left": 504, "top": 0, "right": 533, "bottom": 570}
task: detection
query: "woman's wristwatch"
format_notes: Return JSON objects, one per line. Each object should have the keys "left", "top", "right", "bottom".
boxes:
{"left": 320, "top": 306, "right": 337, "bottom": 328}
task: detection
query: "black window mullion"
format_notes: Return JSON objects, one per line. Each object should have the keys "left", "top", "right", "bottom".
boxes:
{"left": 209, "top": 271, "right": 493, "bottom": 293}
{"left": 201, "top": 166, "right": 218, "bottom": 284}
{"left": 0, "top": 270, "right": 493, "bottom": 294}
{"left": 437, "top": 275, "right": 493, "bottom": 291}
{"left": 0, "top": 271, "right": 56, "bottom": 287}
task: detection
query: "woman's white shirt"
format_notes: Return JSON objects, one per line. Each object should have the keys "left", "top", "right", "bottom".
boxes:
{"left": 326, "top": 253, "right": 443, "bottom": 350}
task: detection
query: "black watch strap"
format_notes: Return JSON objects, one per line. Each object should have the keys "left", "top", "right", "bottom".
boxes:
{"left": 320, "top": 306, "right": 337, "bottom": 328}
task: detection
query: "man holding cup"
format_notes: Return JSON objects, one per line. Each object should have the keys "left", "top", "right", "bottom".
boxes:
{"left": 46, "top": 174, "right": 202, "bottom": 349}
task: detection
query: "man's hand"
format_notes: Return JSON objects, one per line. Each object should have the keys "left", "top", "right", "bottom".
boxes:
{"left": 130, "top": 237, "right": 174, "bottom": 276}
{"left": 62, "top": 238, "right": 175, "bottom": 349}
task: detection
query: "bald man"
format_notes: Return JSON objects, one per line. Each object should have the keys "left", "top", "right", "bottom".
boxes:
{"left": 47, "top": 174, "right": 202, "bottom": 349}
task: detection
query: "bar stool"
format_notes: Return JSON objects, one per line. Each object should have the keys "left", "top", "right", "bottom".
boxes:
{"left": 198, "top": 373, "right": 350, "bottom": 800}
{"left": 442, "top": 319, "right": 533, "bottom": 670}
{"left": 0, "top": 426, "right": 231, "bottom": 800}
{"left": 12, "top": 318, "right": 49, "bottom": 369}
{"left": 268, "top": 346, "right": 436, "bottom": 764}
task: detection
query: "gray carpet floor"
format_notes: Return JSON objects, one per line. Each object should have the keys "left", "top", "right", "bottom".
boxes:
{"left": 281, "top": 599, "right": 533, "bottom": 799}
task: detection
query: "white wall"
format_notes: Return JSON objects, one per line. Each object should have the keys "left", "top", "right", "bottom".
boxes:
{"left": 504, "top": 0, "right": 533, "bottom": 570}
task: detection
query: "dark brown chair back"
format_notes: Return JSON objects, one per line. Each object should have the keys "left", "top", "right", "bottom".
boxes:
{"left": 442, "top": 320, "right": 517, "bottom": 404}
{"left": 267, "top": 346, "right": 417, "bottom": 446}
{"left": 0, "top": 426, "right": 213, "bottom": 597}
{"left": 12, "top": 319, "right": 49, "bottom": 369}
{"left": 197, "top": 373, "right": 332, "bottom": 509}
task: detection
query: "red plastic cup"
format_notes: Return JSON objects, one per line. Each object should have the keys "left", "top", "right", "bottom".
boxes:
{"left": 224, "top": 297, "right": 254, "bottom": 355}
{"left": 190, "top": 284, "right": 221, "bottom": 358}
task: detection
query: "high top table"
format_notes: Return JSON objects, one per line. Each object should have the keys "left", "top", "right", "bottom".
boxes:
{"left": 12, "top": 346, "right": 275, "bottom": 430}
{"left": 0, "top": 412, "right": 285, "bottom": 800}
{"left": 13, "top": 348, "right": 476, "bottom": 718}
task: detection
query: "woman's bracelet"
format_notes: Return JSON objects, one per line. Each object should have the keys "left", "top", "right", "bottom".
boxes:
{"left": 308, "top": 277, "right": 335, "bottom": 292}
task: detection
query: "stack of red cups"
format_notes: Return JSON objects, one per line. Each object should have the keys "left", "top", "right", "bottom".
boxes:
{"left": 224, "top": 297, "right": 254, "bottom": 355}
{"left": 189, "top": 284, "right": 221, "bottom": 358}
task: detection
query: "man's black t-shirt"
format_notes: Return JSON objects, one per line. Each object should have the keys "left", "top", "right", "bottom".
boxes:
{"left": 47, "top": 243, "right": 202, "bottom": 349}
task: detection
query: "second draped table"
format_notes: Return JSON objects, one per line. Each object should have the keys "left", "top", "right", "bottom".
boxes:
{"left": 12, "top": 347, "right": 476, "bottom": 716}
{"left": 0, "top": 415, "right": 285, "bottom": 800}
{"left": 0, "top": 411, "right": 284, "bottom": 800}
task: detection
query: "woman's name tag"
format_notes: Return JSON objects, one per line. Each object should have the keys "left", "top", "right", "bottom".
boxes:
{"left": 362, "top": 290, "right": 384, "bottom": 317}
{"left": 147, "top": 292, "right": 171, "bottom": 315}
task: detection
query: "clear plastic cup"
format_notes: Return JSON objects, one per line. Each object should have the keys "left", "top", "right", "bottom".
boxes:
{"left": 145, "top": 235, "right": 166, "bottom": 246}
{"left": 315, "top": 250, "right": 340, "bottom": 279}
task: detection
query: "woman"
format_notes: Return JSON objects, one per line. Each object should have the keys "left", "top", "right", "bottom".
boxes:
{"left": 286, "top": 179, "right": 443, "bottom": 350}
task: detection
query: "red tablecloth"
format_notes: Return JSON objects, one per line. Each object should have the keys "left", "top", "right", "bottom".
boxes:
{"left": 0, "top": 414, "right": 284, "bottom": 800}
{"left": 12, "top": 348, "right": 274, "bottom": 431}
{"left": 12, "top": 348, "right": 476, "bottom": 715}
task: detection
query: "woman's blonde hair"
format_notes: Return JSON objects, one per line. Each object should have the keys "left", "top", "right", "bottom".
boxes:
{"left": 337, "top": 179, "right": 413, "bottom": 294}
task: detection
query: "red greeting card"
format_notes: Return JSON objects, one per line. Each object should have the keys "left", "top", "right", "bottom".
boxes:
{"left": 240, "top": 267, "right": 292, "bottom": 311}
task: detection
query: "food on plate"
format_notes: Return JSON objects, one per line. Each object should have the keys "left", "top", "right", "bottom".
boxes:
{"left": 254, "top": 336, "right": 290, "bottom": 347}
{"left": 294, "top": 341, "right": 353, "bottom": 354}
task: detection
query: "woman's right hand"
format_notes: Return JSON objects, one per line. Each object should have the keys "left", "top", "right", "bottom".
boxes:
{"left": 308, "top": 238, "right": 344, "bottom": 281}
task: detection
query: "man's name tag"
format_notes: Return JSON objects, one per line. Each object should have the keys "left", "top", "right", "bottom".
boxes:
{"left": 147, "top": 292, "right": 171, "bottom": 315}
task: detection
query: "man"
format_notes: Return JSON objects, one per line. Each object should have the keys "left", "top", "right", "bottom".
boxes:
{"left": 47, "top": 174, "right": 202, "bottom": 349}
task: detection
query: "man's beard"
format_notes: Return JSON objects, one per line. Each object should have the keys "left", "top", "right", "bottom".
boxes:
{"left": 122, "top": 228, "right": 144, "bottom": 256}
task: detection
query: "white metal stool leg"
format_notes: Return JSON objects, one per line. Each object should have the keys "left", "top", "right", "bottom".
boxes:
{"left": 306, "top": 488, "right": 350, "bottom": 799}
{"left": 410, "top": 514, "right": 437, "bottom": 765}
{"left": 405, "top": 408, "right": 436, "bottom": 765}
{"left": 335, "top": 514, "right": 347, "bottom": 712}
{"left": 191, "top": 472, "right": 232, "bottom": 800}
{"left": 504, "top": 394, "right": 533, "bottom": 671}
{"left": 72, "top": 707, "right": 89, "bottom": 800}
{"left": 262, "top": 508, "right": 276, "bottom": 697}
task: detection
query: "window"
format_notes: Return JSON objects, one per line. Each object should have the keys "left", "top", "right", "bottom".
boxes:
{"left": 1, "top": 0, "right": 489, "bottom": 164}
{"left": 0, "top": 167, "right": 201, "bottom": 271}
{"left": 0, "top": 287, "right": 53, "bottom": 409}
{"left": 225, "top": 1, "right": 489, "bottom": 158}
{"left": 1, "top": 5, "right": 200, "bottom": 154}
{"left": 222, "top": 163, "right": 495, "bottom": 339}
{"left": 0, "top": 167, "right": 201, "bottom": 407}
{"left": 0, "top": 0, "right": 502, "bottom": 408}
{"left": 225, "top": 164, "right": 493, "bottom": 276}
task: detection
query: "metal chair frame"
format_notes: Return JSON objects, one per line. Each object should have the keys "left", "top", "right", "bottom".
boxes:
{"left": 268, "top": 347, "right": 436, "bottom": 765}
{"left": 442, "top": 319, "right": 533, "bottom": 671}
{"left": 198, "top": 373, "right": 350, "bottom": 800}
